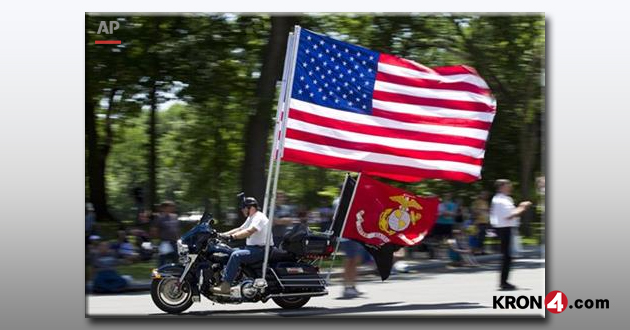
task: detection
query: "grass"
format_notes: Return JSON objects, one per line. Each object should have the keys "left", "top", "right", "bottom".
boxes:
{"left": 117, "top": 260, "right": 157, "bottom": 281}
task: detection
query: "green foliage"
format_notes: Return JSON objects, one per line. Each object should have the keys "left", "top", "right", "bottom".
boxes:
{"left": 86, "top": 14, "right": 544, "bottom": 225}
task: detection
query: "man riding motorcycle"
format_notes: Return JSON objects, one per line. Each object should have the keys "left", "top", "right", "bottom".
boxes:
{"left": 213, "top": 195, "right": 272, "bottom": 294}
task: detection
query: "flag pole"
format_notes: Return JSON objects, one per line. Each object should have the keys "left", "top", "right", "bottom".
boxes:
{"left": 325, "top": 173, "right": 362, "bottom": 284}
{"left": 262, "top": 31, "right": 294, "bottom": 219}
{"left": 260, "top": 25, "right": 301, "bottom": 287}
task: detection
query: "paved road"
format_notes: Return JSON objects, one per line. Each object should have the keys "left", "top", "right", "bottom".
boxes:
{"left": 87, "top": 259, "right": 545, "bottom": 317}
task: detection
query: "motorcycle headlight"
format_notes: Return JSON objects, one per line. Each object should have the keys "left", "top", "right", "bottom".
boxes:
{"left": 177, "top": 239, "right": 189, "bottom": 255}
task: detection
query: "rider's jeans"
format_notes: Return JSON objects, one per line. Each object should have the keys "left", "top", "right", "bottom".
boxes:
{"left": 222, "top": 246, "right": 264, "bottom": 284}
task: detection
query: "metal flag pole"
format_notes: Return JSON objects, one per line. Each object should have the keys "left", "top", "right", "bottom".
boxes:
{"left": 325, "top": 173, "right": 362, "bottom": 284}
{"left": 317, "top": 172, "right": 350, "bottom": 270}
{"left": 262, "top": 32, "right": 294, "bottom": 218}
{"left": 259, "top": 26, "right": 301, "bottom": 288}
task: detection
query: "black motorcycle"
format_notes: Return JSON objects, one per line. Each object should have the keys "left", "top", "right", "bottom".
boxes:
{"left": 150, "top": 210, "right": 335, "bottom": 314}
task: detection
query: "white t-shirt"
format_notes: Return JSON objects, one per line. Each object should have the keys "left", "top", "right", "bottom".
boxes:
{"left": 238, "top": 211, "right": 273, "bottom": 246}
{"left": 490, "top": 193, "right": 519, "bottom": 228}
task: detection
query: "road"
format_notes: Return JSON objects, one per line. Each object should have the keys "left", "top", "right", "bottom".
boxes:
{"left": 87, "top": 259, "right": 545, "bottom": 317}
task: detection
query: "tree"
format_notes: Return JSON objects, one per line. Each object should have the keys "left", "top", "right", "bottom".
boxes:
{"left": 241, "top": 16, "right": 298, "bottom": 203}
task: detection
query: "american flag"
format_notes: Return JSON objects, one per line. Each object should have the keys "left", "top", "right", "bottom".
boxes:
{"left": 281, "top": 28, "right": 496, "bottom": 182}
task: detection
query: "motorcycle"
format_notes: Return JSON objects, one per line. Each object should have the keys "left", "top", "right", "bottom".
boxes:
{"left": 150, "top": 210, "right": 336, "bottom": 314}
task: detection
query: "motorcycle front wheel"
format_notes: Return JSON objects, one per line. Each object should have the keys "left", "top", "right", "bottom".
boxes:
{"left": 150, "top": 277, "right": 194, "bottom": 314}
{"left": 272, "top": 296, "right": 310, "bottom": 309}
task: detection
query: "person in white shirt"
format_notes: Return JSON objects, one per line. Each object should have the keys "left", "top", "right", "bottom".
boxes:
{"left": 490, "top": 179, "right": 532, "bottom": 290}
{"left": 212, "top": 194, "right": 273, "bottom": 294}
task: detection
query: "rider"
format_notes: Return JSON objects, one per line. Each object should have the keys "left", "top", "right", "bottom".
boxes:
{"left": 213, "top": 194, "right": 273, "bottom": 294}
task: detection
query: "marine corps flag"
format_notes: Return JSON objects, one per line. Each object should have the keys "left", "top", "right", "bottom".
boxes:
{"left": 333, "top": 174, "right": 438, "bottom": 280}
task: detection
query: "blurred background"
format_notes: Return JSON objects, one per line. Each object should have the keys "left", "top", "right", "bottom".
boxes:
{"left": 85, "top": 14, "right": 544, "bottom": 290}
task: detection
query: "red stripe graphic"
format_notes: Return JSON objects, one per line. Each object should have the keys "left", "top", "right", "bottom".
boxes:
{"left": 373, "top": 90, "right": 495, "bottom": 113}
{"left": 375, "top": 71, "right": 492, "bottom": 96}
{"left": 371, "top": 108, "right": 492, "bottom": 130}
{"left": 379, "top": 53, "right": 482, "bottom": 77}
{"left": 282, "top": 148, "right": 479, "bottom": 183}
{"left": 285, "top": 129, "right": 484, "bottom": 166}
{"left": 288, "top": 108, "right": 487, "bottom": 149}
{"left": 95, "top": 40, "right": 121, "bottom": 44}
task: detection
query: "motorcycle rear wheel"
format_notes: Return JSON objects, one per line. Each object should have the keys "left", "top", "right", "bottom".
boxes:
{"left": 151, "top": 278, "right": 194, "bottom": 314}
{"left": 272, "top": 296, "right": 310, "bottom": 309}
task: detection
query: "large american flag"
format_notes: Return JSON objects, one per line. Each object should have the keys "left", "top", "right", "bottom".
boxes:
{"left": 281, "top": 28, "right": 496, "bottom": 182}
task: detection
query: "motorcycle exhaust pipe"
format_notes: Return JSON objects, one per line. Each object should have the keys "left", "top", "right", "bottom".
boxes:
{"left": 265, "top": 291, "right": 328, "bottom": 299}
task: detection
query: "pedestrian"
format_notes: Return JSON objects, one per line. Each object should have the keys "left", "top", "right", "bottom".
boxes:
{"left": 90, "top": 241, "right": 130, "bottom": 293}
{"left": 85, "top": 202, "right": 97, "bottom": 247}
{"left": 151, "top": 200, "right": 180, "bottom": 266}
{"left": 471, "top": 191, "right": 490, "bottom": 255}
{"left": 432, "top": 193, "right": 457, "bottom": 246}
{"left": 490, "top": 179, "right": 532, "bottom": 290}
{"left": 333, "top": 195, "right": 365, "bottom": 299}
{"left": 447, "top": 229, "right": 480, "bottom": 267}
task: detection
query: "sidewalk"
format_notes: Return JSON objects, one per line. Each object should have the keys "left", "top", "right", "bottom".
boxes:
{"left": 86, "top": 246, "right": 543, "bottom": 294}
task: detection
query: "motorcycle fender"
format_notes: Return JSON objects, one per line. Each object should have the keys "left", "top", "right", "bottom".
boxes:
{"left": 151, "top": 263, "right": 185, "bottom": 279}
{"left": 151, "top": 264, "right": 200, "bottom": 297}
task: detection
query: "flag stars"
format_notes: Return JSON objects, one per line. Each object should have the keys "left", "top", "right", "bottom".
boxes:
{"left": 300, "top": 76, "right": 305, "bottom": 81}
{"left": 310, "top": 58, "right": 315, "bottom": 63}
{"left": 298, "top": 89, "right": 303, "bottom": 94}
{"left": 335, "top": 99, "right": 339, "bottom": 103}
{"left": 348, "top": 101, "right": 353, "bottom": 106}
{"left": 322, "top": 96, "right": 327, "bottom": 100}
{"left": 305, "top": 49, "right": 310, "bottom": 54}
{"left": 310, "top": 92, "right": 314, "bottom": 97}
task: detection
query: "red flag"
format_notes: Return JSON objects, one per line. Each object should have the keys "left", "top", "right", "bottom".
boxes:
{"left": 342, "top": 174, "right": 438, "bottom": 247}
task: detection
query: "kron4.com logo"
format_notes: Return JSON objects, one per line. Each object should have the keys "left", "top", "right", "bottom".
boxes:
{"left": 493, "top": 290, "right": 609, "bottom": 313}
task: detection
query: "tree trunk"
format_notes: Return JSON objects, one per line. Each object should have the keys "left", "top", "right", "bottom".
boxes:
{"left": 147, "top": 19, "right": 161, "bottom": 215}
{"left": 86, "top": 97, "right": 111, "bottom": 221}
{"left": 241, "top": 16, "right": 297, "bottom": 202}
{"left": 148, "top": 81, "right": 158, "bottom": 214}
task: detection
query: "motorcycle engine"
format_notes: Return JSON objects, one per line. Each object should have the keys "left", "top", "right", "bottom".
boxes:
{"left": 240, "top": 280, "right": 257, "bottom": 300}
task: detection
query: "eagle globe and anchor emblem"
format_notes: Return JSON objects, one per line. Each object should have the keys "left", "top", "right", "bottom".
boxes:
{"left": 355, "top": 194, "right": 429, "bottom": 245}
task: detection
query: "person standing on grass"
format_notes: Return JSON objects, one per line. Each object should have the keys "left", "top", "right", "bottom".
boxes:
{"left": 490, "top": 179, "right": 532, "bottom": 290}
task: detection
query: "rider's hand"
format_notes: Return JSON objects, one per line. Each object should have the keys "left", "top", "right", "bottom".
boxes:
{"left": 218, "top": 233, "right": 233, "bottom": 242}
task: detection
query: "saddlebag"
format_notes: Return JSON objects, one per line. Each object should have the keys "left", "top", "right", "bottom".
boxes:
{"left": 270, "top": 262, "right": 326, "bottom": 291}
{"left": 281, "top": 224, "right": 336, "bottom": 257}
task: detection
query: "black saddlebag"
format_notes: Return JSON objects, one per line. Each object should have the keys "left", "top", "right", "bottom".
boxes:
{"left": 270, "top": 262, "right": 326, "bottom": 291}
